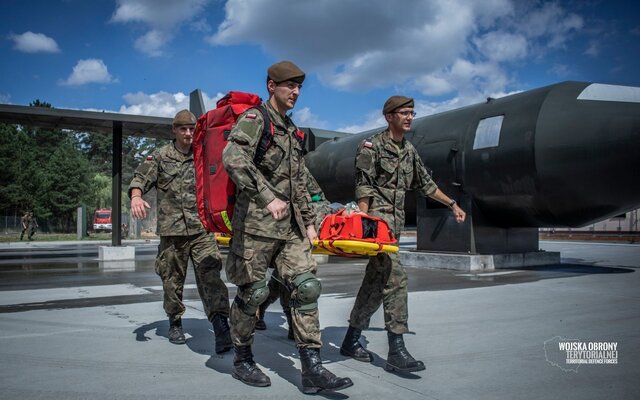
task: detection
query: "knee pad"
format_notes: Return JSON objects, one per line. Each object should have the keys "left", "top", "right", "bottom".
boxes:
{"left": 235, "top": 279, "right": 270, "bottom": 316}
{"left": 291, "top": 272, "right": 321, "bottom": 312}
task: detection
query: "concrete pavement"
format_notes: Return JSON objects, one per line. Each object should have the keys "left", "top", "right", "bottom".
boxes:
{"left": 0, "top": 240, "right": 638, "bottom": 399}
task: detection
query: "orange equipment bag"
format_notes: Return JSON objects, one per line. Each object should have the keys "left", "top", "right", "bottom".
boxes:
{"left": 317, "top": 209, "right": 397, "bottom": 256}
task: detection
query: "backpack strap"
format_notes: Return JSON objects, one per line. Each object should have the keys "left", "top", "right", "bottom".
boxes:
{"left": 254, "top": 105, "right": 306, "bottom": 165}
{"left": 254, "top": 105, "right": 274, "bottom": 165}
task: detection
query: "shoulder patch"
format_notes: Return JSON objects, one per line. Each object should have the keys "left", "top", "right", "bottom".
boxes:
{"left": 246, "top": 113, "right": 257, "bottom": 119}
{"left": 362, "top": 140, "right": 373, "bottom": 149}
{"left": 146, "top": 155, "right": 153, "bottom": 160}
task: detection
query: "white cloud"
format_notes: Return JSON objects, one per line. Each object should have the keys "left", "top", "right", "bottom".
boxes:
{"left": 337, "top": 110, "right": 386, "bottom": 134}
{"left": 118, "top": 90, "right": 223, "bottom": 117}
{"left": 0, "top": 93, "right": 11, "bottom": 104}
{"left": 9, "top": 31, "right": 60, "bottom": 53}
{"left": 292, "top": 107, "right": 328, "bottom": 129}
{"left": 111, "top": 0, "right": 209, "bottom": 56}
{"left": 515, "top": 2, "right": 583, "bottom": 49}
{"left": 59, "top": 59, "right": 117, "bottom": 86}
{"left": 584, "top": 40, "right": 600, "bottom": 57}
{"left": 134, "top": 30, "right": 170, "bottom": 57}
{"left": 473, "top": 32, "right": 528, "bottom": 62}
{"left": 209, "top": 0, "right": 584, "bottom": 107}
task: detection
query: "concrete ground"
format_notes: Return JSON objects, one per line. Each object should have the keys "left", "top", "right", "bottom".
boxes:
{"left": 0, "top": 239, "right": 638, "bottom": 399}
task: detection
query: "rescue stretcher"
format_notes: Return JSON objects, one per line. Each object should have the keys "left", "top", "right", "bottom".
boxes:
{"left": 215, "top": 235, "right": 399, "bottom": 256}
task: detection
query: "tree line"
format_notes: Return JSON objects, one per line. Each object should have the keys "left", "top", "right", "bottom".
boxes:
{"left": 0, "top": 100, "right": 168, "bottom": 232}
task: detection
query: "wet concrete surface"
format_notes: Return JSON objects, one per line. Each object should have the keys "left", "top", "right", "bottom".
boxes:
{"left": 0, "top": 239, "right": 639, "bottom": 399}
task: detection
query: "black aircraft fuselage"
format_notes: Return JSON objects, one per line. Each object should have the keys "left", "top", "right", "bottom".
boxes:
{"left": 305, "top": 81, "right": 640, "bottom": 253}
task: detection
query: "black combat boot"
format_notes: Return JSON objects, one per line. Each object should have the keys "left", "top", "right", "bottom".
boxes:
{"left": 340, "top": 326, "right": 373, "bottom": 362}
{"left": 385, "top": 332, "right": 425, "bottom": 373}
{"left": 168, "top": 318, "right": 186, "bottom": 345}
{"left": 299, "top": 347, "right": 353, "bottom": 394}
{"left": 231, "top": 345, "right": 271, "bottom": 387}
{"left": 284, "top": 309, "right": 294, "bottom": 340}
{"left": 211, "top": 314, "right": 233, "bottom": 354}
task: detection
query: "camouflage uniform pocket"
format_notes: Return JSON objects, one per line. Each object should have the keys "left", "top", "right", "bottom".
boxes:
{"left": 226, "top": 236, "right": 256, "bottom": 286}
{"left": 157, "top": 161, "right": 179, "bottom": 190}
{"left": 259, "top": 141, "right": 285, "bottom": 172}
{"left": 155, "top": 243, "right": 174, "bottom": 278}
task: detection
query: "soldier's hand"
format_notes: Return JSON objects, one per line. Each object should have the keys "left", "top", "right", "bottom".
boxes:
{"left": 266, "top": 198, "right": 289, "bottom": 220}
{"left": 452, "top": 204, "right": 466, "bottom": 223}
{"left": 131, "top": 196, "right": 151, "bottom": 220}
{"left": 306, "top": 224, "right": 318, "bottom": 242}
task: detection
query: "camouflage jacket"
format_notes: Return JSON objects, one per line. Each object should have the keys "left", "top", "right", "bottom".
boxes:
{"left": 222, "top": 101, "right": 314, "bottom": 239}
{"left": 21, "top": 214, "right": 32, "bottom": 229}
{"left": 355, "top": 129, "right": 438, "bottom": 236}
{"left": 303, "top": 166, "right": 331, "bottom": 230}
{"left": 128, "top": 141, "right": 204, "bottom": 236}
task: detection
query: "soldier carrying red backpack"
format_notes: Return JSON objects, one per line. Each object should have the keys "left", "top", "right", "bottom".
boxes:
{"left": 222, "top": 61, "right": 353, "bottom": 394}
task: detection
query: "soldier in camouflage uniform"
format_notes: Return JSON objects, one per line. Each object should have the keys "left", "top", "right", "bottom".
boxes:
{"left": 255, "top": 167, "right": 332, "bottom": 339}
{"left": 340, "top": 96, "right": 466, "bottom": 373}
{"left": 222, "top": 61, "right": 352, "bottom": 394}
{"left": 128, "top": 109, "right": 232, "bottom": 354}
{"left": 20, "top": 212, "right": 32, "bottom": 241}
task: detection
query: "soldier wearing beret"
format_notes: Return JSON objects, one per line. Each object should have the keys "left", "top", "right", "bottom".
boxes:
{"left": 128, "top": 109, "right": 232, "bottom": 354}
{"left": 339, "top": 95, "right": 466, "bottom": 373}
{"left": 223, "top": 61, "right": 352, "bottom": 393}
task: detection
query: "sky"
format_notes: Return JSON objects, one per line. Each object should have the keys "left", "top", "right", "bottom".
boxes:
{"left": 1, "top": 0, "right": 640, "bottom": 133}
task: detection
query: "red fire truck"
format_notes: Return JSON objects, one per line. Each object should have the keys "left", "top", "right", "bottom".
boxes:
{"left": 93, "top": 209, "right": 112, "bottom": 232}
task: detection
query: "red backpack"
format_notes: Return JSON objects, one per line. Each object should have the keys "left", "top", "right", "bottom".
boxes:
{"left": 193, "top": 91, "right": 305, "bottom": 234}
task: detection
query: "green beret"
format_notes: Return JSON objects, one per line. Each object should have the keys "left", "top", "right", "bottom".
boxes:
{"left": 268, "top": 60, "right": 305, "bottom": 84}
{"left": 173, "top": 109, "right": 196, "bottom": 126}
{"left": 383, "top": 95, "right": 414, "bottom": 115}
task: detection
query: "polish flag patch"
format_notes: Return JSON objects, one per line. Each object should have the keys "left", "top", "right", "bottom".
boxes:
{"left": 245, "top": 113, "right": 257, "bottom": 119}
{"left": 362, "top": 141, "right": 373, "bottom": 148}
{"left": 146, "top": 155, "right": 153, "bottom": 160}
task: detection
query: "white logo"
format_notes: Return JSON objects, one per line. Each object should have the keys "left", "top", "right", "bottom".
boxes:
{"left": 544, "top": 336, "right": 618, "bottom": 372}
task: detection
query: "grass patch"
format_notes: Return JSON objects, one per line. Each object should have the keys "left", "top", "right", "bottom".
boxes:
{"left": 0, "top": 232, "right": 114, "bottom": 242}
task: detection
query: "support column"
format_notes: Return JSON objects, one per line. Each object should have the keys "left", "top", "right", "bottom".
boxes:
{"left": 112, "top": 121, "right": 123, "bottom": 246}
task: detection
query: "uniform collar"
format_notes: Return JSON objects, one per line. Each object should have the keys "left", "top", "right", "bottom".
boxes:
{"left": 381, "top": 129, "right": 405, "bottom": 155}
{"left": 264, "top": 101, "right": 293, "bottom": 131}
{"left": 168, "top": 140, "right": 193, "bottom": 160}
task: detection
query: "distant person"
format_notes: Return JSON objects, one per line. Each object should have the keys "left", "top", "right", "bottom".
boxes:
{"left": 256, "top": 167, "right": 332, "bottom": 339}
{"left": 121, "top": 223, "right": 129, "bottom": 238}
{"left": 223, "top": 60, "right": 352, "bottom": 393}
{"left": 20, "top": 211, "right": 32, "bottom": 241}
{"left": 28, "top": 214, "right": 38, "bottom": 240}
{"left": 339, "top": 95, "right": 466, "bottom": 373}
{"left": 128, "top": 109, "right": 232, "bottom": 354}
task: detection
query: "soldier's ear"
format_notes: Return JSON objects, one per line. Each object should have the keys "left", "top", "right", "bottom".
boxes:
{"left": 267, "top": 79, "right": 277, "bottom": 95}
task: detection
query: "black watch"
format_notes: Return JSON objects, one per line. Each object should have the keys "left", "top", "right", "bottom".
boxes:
{"left": 448, "top": 199, "right": 456, "bottom": 209}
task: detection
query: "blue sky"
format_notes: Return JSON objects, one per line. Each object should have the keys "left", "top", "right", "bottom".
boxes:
{"left": 1, "top": 0, "right": 639, "bottom": 132}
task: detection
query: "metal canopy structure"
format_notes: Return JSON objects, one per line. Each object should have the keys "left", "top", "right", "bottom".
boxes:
{"left": 0, "top": 104, "right": 173, "bottom": 139}
{"left": 0, "top": 103, "right": 173, "bottom": 246}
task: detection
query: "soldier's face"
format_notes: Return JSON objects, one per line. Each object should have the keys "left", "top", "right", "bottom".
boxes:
{"left": 387, "top": 107, "right": 414, "bottom": 133}
{"left": 270, "top": 80, "right": 301, "bottom": 111}
{"left": 173, "top": 124, "right": 195, "bottom": 147}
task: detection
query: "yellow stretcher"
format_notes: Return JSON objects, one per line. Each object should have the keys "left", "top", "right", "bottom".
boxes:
{"left": 215, "top": 236, "right": 398, "bottom": 256}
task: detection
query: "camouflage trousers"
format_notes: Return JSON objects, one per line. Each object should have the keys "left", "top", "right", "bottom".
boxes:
{"left": 348, "top": 251, "right": 409, "bottom": 334}
{"left": 226, "top": 228, "right": 321, "bottom": 348}
{"left": 264, "top": 267, "right": 291, "bottom": 312}
{"left": 155, "top": 232, "right": 230, "bottom": 322}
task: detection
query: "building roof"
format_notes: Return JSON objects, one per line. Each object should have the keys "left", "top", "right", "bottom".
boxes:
{"left": 0, "top": 103, "right": 173, "bottom": 139}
